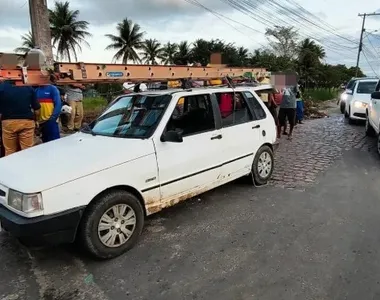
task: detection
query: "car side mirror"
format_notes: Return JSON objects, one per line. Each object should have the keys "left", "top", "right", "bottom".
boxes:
{"left": 346, "top": 89, "right": 353, "bottom": 95}
{"left": 371, "top": 91, "right": 380, "bottom": 100}
{"left": 161, "top": 130, "right": 183, "bottom": 143}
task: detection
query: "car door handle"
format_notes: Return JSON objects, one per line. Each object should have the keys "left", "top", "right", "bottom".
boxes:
{"left": 252, "top": 124, "right": 261, "bottom": 129}
{"left": 211, "top": 134, "right": 223, "bottom": 140}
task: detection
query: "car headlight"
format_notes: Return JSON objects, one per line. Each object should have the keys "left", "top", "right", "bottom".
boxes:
{"left": 354, "top": 101, "right": 367, "bottom": 108}
{"left": 8, "top": 189, "right": 43, "bottom": 213}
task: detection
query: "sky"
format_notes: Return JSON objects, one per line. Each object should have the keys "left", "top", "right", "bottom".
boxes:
{"left": 1, "top": 0, "right": 380, "bottom": 76}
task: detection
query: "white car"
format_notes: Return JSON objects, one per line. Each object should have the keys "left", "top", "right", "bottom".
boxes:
{"left": 365, "top": 80, "right": 380, "bottom": 152}
{"left": 345, "top": 78, "right": 379, "bottom": 124}
{"left": 0, "top": 86, "right": 277, "bottom": 259}
{"left": 339, "top": 77, "right": 360, "bottom": 114}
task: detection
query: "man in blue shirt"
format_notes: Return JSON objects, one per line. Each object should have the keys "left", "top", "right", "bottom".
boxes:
{"left": 0, "top": 81, "right": 41, "bottom": 156}
{"left": 35, "top": 84, "right": 62, "bottom": 143}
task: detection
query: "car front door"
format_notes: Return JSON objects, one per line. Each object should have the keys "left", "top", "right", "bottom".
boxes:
{"left": 214, "top": 90, "right": 264, "bottom": 181}
{"left": 152, "top": 93, "right": 224, "bottom": 207}
{"left": 370, "top": 81, "right": 380, "bottom": 131}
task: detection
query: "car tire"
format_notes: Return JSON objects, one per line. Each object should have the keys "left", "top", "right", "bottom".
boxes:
{"left": 344, "top": 108, "right": 349, "bottom": 118}
{"left": 78, "top": 190, "right": 145, "bottom": 260}
{"left": 348, "top": 107, "right": 355, "bottom": 124}
{"left": 252, "top": 145, "right": 274, "bottom": 186}
{"left": 340, "top": 102, "right": 345, "bottom": 114}
{"left": 365, "top": 115, "right": 376, "bottom": 137}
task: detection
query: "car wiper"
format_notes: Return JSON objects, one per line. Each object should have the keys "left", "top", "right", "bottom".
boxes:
{"left": 80, "top": 124, "right": 96, "bottom": 136}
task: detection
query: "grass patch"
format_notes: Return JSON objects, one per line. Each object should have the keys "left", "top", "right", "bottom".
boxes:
{"left": 303, "top": 88, "right": 339, "bottom": 102}
{"left": 83, "top": 97, "right": 108, "bottom": 112}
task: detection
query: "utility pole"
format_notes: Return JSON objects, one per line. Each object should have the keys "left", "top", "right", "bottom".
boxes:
{"left": 356, "top": 12, "right": 380, "bottom": 77}
{"left": 29, "top": 0, "right": 53, "bottom": 66}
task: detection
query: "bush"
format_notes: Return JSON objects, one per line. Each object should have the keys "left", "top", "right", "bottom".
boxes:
{"left": 303, "top": 88, "right": 339, "bottom": 102}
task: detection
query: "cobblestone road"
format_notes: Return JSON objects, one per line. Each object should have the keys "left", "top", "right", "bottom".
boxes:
{"left": 271, "top": 113, "right": 376, "bottom": 189}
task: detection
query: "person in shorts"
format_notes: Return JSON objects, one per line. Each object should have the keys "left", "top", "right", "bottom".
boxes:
{"left": 278, "top": 85, "right": 298, "bottom": 140}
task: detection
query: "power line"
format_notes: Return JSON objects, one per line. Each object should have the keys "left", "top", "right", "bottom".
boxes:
{"left": 183, "top": 0, "right": 266, "bottom": 47}
{"left": 355, "top": 12, "right": 380, "bottom": 76}
{"left": 362, "top": 50, "right": 379, "bottom": 77}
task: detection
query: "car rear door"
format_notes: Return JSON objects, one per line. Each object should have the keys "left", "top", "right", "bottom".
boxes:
{"left": 214, "top": 90, "right": 263, "bottom": 181}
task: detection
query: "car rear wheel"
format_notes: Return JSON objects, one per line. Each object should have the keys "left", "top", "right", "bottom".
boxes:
{"left": 252, "top": 145, "right": 274, "bottom": 186}
{"left": 79, "top": 190, "right": 144, "bottom": 259}
{"left": 365, "top": 115, "right": 376, "bottom": 137}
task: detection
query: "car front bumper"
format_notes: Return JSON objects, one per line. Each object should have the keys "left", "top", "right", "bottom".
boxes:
{"left": 0, "top": 204, "right": 85, "bottom": 245}
{"left": 351, "top": 106, "right": 367, "bottom": 120}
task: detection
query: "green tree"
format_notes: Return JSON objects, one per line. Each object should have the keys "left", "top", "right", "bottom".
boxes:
{"left": 105, "top": 18, "right": 145, "bottom": 63}
{"left": 14, "top": 31, "right": 35, "bottom": 54}
{"left": 237, "top": 46, "right": 249, "bottom": 66}
{"left": 141, "top": 39, "right": 164, "bottom": 65}
{"left": 49, "top": 1, "right": 91, "bottom": 62}
{"left": 265, "top": 26, "right": 299, "bottom": 61}
{"left": 161, "top": 42, "right": 178, "bottom": 65}
{"left": 173, "top": 41, "right": 192, "bottom": 65}
{"left": 191, "top": 39, "right": 211, "bottom": 66}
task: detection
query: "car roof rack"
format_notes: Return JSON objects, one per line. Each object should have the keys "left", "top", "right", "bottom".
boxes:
{"left": 0, "top": 50, "right": 270, "bottom": 86}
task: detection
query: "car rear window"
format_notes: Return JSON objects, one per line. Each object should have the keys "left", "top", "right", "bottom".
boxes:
{"left": 356, "top": 81, "right": 378, "bottom": 94}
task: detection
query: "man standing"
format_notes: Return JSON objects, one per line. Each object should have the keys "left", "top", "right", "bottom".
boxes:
{"left": 278, "top": 85, "right": 298, "bottom": 140}
{"left": 35, "top": 84, "right": 62, "bottom": 142}
{"left": 66, "top": 84, "right": 84, "bottom": 132}
{"left": 0, "top": 81, "right": 40, "bottom": 156}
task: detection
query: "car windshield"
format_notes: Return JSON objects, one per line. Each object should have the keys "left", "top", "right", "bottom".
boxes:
{"left": 346, "top": 79, "right": 357, "bottom": 90}
{"left": 356, "top": 81, "right": 378, "bottom": 94}
{"left": 83, "top": 94, "right": 171, "bottom": 138}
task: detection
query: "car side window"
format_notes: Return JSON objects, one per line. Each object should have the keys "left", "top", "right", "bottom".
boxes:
{"left": 215, "top": 92, "right": 253, "bottom": 127}
{"left": 243, "top": 91, "right": 267, "bottom": 120}
{"left": 166, "top": 94, "right": 215, "bottom": 137}
{"left": 375, "top": 81, "right": 380, "bottom": 92}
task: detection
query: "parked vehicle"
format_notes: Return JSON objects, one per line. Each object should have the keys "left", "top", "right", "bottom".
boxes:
{"left": 345, "top": 78, "right": 379, "bottom": 124}
{"left": 0, "top": 86, "right": 277, "bottom": 259}
{"left": 339, "top": 77, "right": 360, "bottom": 114}
{"left": 365, "top": 81, "right": 380, "bottom": 153}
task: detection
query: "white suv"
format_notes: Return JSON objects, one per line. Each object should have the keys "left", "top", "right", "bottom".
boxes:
{"left": 345, "top": 78, "right": 379, "bottom": 124}
{"left": 365, "top": 80, "right": 380, "bottom": 152}
{"left": 0, "top": 86, "right": 277, "bottom": 259}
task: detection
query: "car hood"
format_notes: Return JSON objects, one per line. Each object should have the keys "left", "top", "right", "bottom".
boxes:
{"left": 0, "top": 133, "right": 154, "bottom": 193}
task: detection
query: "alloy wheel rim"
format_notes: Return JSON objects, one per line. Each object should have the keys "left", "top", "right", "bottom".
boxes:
{"left": 257, "top": 151, "right": 273, "bottom": 178}
{"left": 98, "top": 204, "right": 136, "bottom": 248}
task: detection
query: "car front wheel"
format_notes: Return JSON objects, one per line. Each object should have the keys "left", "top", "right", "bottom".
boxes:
{"left": 79, "top": 190, "right": 145, "bottom": 259}
{"left": 252, "top": 145, "right": 274, "bottom": 186}
{"left": 365, "top": 115, "right": 376, "bottom": 137}
{"left": 340, "top": 102, "right": 345, "bottom": 114}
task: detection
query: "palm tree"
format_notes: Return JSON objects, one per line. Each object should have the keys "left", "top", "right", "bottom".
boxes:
{"left": 141, "top": 39, "right": 164, "bottom": 65}
{"left": 14, "top": 31, "right": 35, "bottom": 54}
{"left": 237, "top": 46, "right": 249, "bottom": 66}
{"left": 161, "top": 42, "right": 178, "bottom": 65}
{"left": 105, "top": 18, "right": 145, "bottom": 64}
{"left": 49, "top": 1, "right": 91, "bottom": 62}
{"left": 173, "top": 41, "right": 192, "bottom": 65}
{"left": 191, "top": 39, "right": 211, "bottom": 66}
